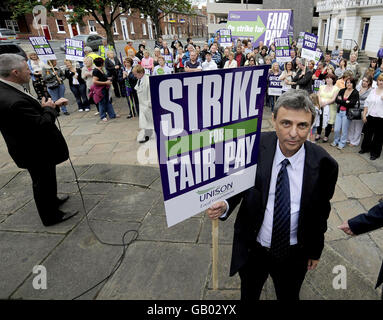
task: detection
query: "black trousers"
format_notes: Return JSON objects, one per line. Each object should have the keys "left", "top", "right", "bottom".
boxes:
{"left": 361, "top": 116, "right": 383, "bottom": 158}
{"left": 27, "top": 164, "right": 60, "bottom": 226}
{"left": 239, "top": 241, "right": 308, "bottom": 301}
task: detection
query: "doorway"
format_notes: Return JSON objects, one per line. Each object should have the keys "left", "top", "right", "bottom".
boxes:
{"left": 41, "top": 25, "right": 51, "bottom": 40}
{"left": 361, "top": 18, "right": 370, "bottom": 50}
{"left": 71, "top": 24, "right": 79, "bottom": 37}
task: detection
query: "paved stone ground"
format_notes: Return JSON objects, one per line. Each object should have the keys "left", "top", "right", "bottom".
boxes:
{"left": 1, "top": 80, "right": 383, "bottom": 300}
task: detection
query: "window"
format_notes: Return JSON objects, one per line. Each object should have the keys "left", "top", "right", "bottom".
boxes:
{"left": 88, "top": 20, "right": 96, "bottom": 33}
{"left": 56, "top": 19, "right": 65, "bottom": 33}
{"left": 130, "top": 21, "right": 135, "bottom": 34}
{"left": 5, "top": 20, "right": 19, "bottom": 33}
{"left": 337, "top": 18, "right": 344, "bottom": 40}
{"left": 113, "top": 22, "right": 118, "bottom": 34}
{"left": 142, "top": 23, "right": 147, "bottom": 36}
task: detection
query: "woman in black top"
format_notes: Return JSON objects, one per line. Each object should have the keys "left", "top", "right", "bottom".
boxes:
{"left": 64, "top": 60, "right": 90, "bottom": 112}
{"left": 136, "top": 44, "right": 145, "bottom": 61}
{"left": 92, "top": 58, "right": 118, "bottom": 122}
{"left": 332, "top": 77, "right": 360, "bottom": 149}
{"left": 105, "top": 50, "right": 125, "bottom": 98}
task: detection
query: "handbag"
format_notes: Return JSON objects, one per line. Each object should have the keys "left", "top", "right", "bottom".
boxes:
{"left": 346, "top": 97, "right": 361, "bottom": 120}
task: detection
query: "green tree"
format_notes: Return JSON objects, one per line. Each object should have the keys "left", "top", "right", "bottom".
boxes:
{"left": 137, "top": 0, "right": 193, "bottom": 39}
{"left": 7, "top": 0, "right": 139, "bottom": 48}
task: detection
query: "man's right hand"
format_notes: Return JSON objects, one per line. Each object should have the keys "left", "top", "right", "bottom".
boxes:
{"left": 206, "top": 201, "right": 227, "bottom": 220}
{"left": 41, "top": 97, "right": 56, "bottom": 109}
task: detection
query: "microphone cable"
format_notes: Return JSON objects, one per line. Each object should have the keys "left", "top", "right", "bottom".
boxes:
{"left": 56, "top": 115, "right": 140, "bottom": 300}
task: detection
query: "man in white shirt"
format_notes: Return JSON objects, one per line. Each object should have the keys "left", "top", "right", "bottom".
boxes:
{"left": 206, "top": 89, "right": 339, "bottom": 301}
{"left": 201, "top": 51, "right": 217, "bottom": 71}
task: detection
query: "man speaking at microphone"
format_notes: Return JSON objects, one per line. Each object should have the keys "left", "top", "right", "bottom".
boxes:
{"left": 206, "top": 90, "right": 339, "bottom": 300}
{"left": 0, "top": 54, "right": 78, "bottom": 226}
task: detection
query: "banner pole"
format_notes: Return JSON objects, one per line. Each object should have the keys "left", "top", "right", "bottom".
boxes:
{"left": 212, "top": 218, "right": 219, "bottom": 290}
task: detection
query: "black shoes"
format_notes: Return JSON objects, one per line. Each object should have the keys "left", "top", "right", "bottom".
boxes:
{"left": 370, "top": 155, "right": 377, "bottom": 161}
{"left": 139, "top": 136, "right": 149, "bottom": 143}
{"left": 64, "top": 112, "right": 70, "bottom": 116}
{"left": 127, "top": 114, "right": 132, "bottom": 119}
{"left": 57, "top": 195, "right": 70, "bottom": 207}
{"left": 43, "top": 210, "right": 79, "bottom": 227}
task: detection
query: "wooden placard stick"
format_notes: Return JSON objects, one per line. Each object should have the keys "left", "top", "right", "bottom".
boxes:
{"left": 47, "top": 60, "right": 62, "bottom": 85}
{"left": 212, "top": 218, "right": 219, "bottom": 290}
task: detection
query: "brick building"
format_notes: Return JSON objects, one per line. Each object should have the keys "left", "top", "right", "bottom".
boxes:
{"left": 0, "top": 3, "right": 208, "bottom": 41}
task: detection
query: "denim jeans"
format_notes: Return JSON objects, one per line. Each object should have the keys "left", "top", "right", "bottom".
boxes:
{"left": 99, "top": 87, "right": 116, "bottom": 120}
{"left": 333, "top": 110, "right": 351, "bottom": 148}
{"left": 70, "top": 83, "right": 90, "bottom": 110}
{"left": 47, "top": 84, "right": 67, "bottom": 113}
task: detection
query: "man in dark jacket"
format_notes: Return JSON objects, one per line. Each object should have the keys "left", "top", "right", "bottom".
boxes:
{"left": 338, "top": 200, "right": 383, "bottom": 299}
{"left": 291, "top": 58, "right": 313, "bottom": 93}
{"left": 0, "top": 54, "right": 78, "bottom": 226}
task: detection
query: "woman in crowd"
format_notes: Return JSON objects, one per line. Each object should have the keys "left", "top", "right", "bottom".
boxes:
{"left": 27, "top": 52, "right": 50, "bottom": 101}
{"left": 332, "top": 77, "right": 360, "bottom": 150}
{"left": 174, "top": 47, "right": 185, "bottom": 73}
{"left": 64, "top": 59, "right": 90, "bottom": 112}
{"left": 162, "top": 47, "right": 174, "bottom": 73}
{"left": 42, "top": 60, "right": 69, "bottom": 115}
{"left": 247, "top": 56, "right": 256, "bottom": 67}
{"left": 91, "top": 57, "right": 119, "bottom": 122}
{"left": 279, "top": 61, "right": 296, "bottom": 94}
{"left": 82, "top": 56, "right": 99, "bottom": 115}
{"left": 335, "top": 58, "right": 347, "bottom": 78}
{"left": 153, "top": 56, "right": 173, "bottom": 75}
{"left": 316, "top": 73, "right": 339, "bottom": 142}
{"left": 123, "top": 57, "right": 138, "bottom": 119}
{"left": 373, "top": 61, "right": 383, "bottom": 81}
{"left": 356, "top": 68, "right": 377, "bottom": 90}
{"left": 153, "top": 48, "right": 161, "bottom": 67}
{"left": 336, "top": 70, "right": 353, "bottom": 89}
{"left": 133, "top": 65, "right": 153, "bottom": 143}
{"left": 360, "top": 74, "right": 383, "bottom": 160}
{"left": 369, "top": 58, "right": 378, "bottom": 72}
{"left": 136, "top": 44, "right": 145, "bottom": 61}
{"left": 348, "top": 75, "right": 373, "bottom": 147}
{"left": 224, "top": 52, "right": 237, "bottom": 68}
{"left": 105, "top": 50, "right": 125, "bottom": 98}
{"left": 127, "top": 49, "right": 140, "bottom": 66}
{"left": 312, "top": 61, "right": 327, "bottom": 80}
{"left": 141, "top": 50, "right": 154, "bottom": 75}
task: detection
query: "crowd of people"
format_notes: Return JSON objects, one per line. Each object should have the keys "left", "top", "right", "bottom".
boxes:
{"left": 24, "top": 34, "right": 383, "bottom": 156}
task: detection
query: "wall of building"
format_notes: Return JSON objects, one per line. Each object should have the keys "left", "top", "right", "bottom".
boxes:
{"left": 365, "top": 15, "right": 383, "bottom": 57}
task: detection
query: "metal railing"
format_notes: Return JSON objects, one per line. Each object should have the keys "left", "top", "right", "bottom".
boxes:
{"left": 342, "top": 38, "right": 359, "bottom": 51}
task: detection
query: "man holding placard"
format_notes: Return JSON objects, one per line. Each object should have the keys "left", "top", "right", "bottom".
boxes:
{"left": 207, "top": 90, "right": 338, "bottom": 300}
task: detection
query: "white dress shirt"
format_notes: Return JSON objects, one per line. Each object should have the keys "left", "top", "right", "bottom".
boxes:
{"left": 222, "top": 140, "right": 306, "bottom": 248}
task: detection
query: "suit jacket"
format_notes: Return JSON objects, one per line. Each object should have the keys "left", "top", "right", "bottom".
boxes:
{"left": 0, "top": 81, "right": 69, "bottom": 169}
{"left": 221, "top": 132, "right": 339, "bottom": 276}
{"left": 348, "top": 201, "right": 383, "bottom": 288}
{"left": 292, "top": 68, "right": 313, "bottom": 93}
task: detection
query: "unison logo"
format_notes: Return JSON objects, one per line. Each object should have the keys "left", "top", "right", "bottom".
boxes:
{"left": 197, "top": 183, "right": 234, "bottom": 202}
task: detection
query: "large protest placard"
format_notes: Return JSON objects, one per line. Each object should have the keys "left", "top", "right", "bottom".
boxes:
{"left": 301, "top": 32, "right": 318, "bottom": 61}
{"left": 275, "top": 37, "right": 291, "bottom": 63}
{"left": 268, "top": 74, "right": 283, "bottom": 96}
{"left": 227, "top": 10, "right": 294, "bottom": 47}
{"left": 29, "top": 36, "right": 56, "bottom": 61}
{"left": 65, "top": 38, "right": 84, "bottom": 62}
{"left": 218, "top": 29, "right": 232, "bottom": 48}
{"left": 150, "top": 66, "right": 269, "bottom": 227}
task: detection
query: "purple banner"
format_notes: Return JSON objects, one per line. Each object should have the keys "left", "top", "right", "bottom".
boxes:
{"left": 302, "top": 32, "right": 318, "bottom": 51}
{"left": 227, "top": 10, "right": 293, "bottom": 47}
{"left": 149, "top": 66, "right": 269, "bottom": 226}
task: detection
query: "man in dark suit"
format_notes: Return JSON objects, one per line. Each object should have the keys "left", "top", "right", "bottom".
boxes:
{"left": 207, "top": 89, "right": 339, "bottom": 300}
{"left": 338, "top": 200, "right": 383, "bottom": 299}
{"left": 0, "top": 54, "right": 78, "bottom": 226}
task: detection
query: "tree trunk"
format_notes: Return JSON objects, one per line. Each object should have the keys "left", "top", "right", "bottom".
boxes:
{"left": 152, "top": 14, "right": 162, "bottom": 39}
{"left": 101, "top": 12, "right": 116, "bottom": 49}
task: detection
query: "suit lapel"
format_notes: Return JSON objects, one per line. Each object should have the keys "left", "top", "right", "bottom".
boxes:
{"left": 0, "top": 81, "right": 41, "bottom": 107}
{"left": 299, "top": 141, "right": 320, "bottom": 224}
{"left": 258, "top": 133, "right": 277, "bottom": 209}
